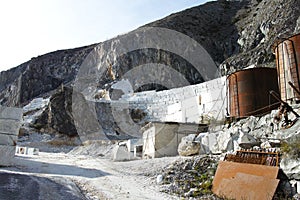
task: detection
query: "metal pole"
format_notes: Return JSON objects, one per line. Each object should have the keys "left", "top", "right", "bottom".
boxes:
{"left": 288, "top": 81, "right": 300, "bottom": 96}
{"left": 270, "top": 90, "right": 300, "bottom": 118}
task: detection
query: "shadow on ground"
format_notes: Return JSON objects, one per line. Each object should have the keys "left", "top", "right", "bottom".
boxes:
{"left": 0, "top": 172, "right": 87, "bottom": 200}
{"left": 8, "top": 156, "right": 110, "bottom": 178}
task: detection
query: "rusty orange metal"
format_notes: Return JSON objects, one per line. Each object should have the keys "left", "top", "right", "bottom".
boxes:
{"left": 215, "top": 172, "right": 279, "bottom": 200}
{"left": 224, "top": 150, "right": 279, "bottom": 166}
{"left": 212, "top": 161, "right": 279, "bottom": 200}
{"left": 227, "top": 68, "right": 280, "bottom": 118}
{"left": 273, "top": 33, "right": 300, "bottom": 103}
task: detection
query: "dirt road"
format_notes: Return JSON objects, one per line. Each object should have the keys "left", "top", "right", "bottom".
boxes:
{"left": 0, "top": 152, "right": 179, "bottom": 200}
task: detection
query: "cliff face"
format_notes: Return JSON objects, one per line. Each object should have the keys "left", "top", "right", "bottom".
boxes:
{"left": 0, "top": 0, "right": 299, "bottom": 111}
{"left": 148, "top": 0, "right": 300, "bottom": 72}
{"left": 1, "top": 0, "right": 299, "bottom": 107}
{"left": 0, "top": 45, "right": 96, "bottom": 106}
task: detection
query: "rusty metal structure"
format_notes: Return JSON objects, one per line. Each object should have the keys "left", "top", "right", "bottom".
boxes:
{"left": 273, "top": 33, "right": 300, "bottom": 103}
{"left": 227, "top": 68, "right": 280, "bottom": 118}
{"left": 224, "top": 150, "right": 279, "bottom": 166}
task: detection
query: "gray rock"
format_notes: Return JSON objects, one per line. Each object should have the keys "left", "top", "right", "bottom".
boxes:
{"left": 33, "top": 86, "right": 78, "bottom": 137}
{"left": 157, "top": 174, "right": 163, "bottom": 184}
{"left": 178, "top": 134, "right": 200, "bottom": 156}
{"left": 280, "top": 157, "right": 300, "bottom": 178}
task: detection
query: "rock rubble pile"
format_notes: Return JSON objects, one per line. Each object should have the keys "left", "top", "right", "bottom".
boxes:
{"left": 158, "top": 156, "right": 221, "bottom": 199}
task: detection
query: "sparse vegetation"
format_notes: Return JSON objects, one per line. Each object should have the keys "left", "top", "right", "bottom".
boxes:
{"left": 281, "top": 135, "right": 300, "bottom": 159}
{"left": 159, "top": 156, "right": 221, "bottom": 199}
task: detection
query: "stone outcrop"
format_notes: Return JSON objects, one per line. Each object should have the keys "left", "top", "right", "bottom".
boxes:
{"left": 33, "top": 87, "right": 78, "bottom": 137}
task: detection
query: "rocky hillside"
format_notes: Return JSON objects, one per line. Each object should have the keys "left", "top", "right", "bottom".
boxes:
{"left": 0, "top": 45, "right": 96, "bottom": 106}
{"left": 147, "top": 0, "right": 300, "bottom": 72}
{"left": 1, "top": 0, "right": 299, "bottom": 107}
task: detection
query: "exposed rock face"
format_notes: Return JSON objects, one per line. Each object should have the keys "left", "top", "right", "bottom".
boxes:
{"left": 0, "top": 45, "right": 96, "bottom": 107}
{"left": 1, "top": 0, "right": 299, "bottom": 139}
{"left": 33, "top": 87, "right": 77, "bottom": 137}
{"left": 147, "top": 0, "right": 300, "bottom": 72}
{"left": 1, "top": 0, "right": 299, "bottom": 107}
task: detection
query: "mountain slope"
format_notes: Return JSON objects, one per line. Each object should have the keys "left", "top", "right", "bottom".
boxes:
{"left": 147, "top": 0, "right": 300, "bottom": 71}
{"left": 0, "top": 0, "right": 299, "bottom": 106}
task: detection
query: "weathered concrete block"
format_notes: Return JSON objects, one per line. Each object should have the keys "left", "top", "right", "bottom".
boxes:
{"left": 182, "top": 97, "right": 199, "bottom": 108}
{"left": 0, "top": 106, "right": 23, "bottom": 121}
{"left": 183, "top": 105, "right": 200, "bottom": 120}
{"left": 112, "top": 145, "right": 134, "bottom": 161}
{"left": 142, "top": 125, "right": 157, "bottom": 159}
{"left": 185, "top": 115, "right": 199, "bottom": 123}
{"left": 0, "top": 119, "right": 21, "bottom": 136}
{"left": 0, "top": 145, "right": 15, "bottom": 166}
{"left": 0, "top": 134, "right": 18, "bottom": 146}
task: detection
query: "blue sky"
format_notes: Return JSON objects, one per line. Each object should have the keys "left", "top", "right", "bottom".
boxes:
{"left": 0, "top": 0, "right": 210, "bottom": 72}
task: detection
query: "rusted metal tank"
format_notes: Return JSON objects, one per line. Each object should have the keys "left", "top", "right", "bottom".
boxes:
{"left": 227, "top": 68, "right": 280, "bottom": 118}
{"left": 273, "top": 33, "right": 300, "bottom": 103}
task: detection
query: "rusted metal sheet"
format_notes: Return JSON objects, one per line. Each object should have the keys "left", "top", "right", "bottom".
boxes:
{"left": 273, "top": 33, "right": 300, "bottom": 102}
{"left": 212, "top": 161, "right": 279, "bottom": 194}
{"left": 216, "top": 172, "right": 279, "bottom": 200}
{"left": 227, "top": 68, "right": 280, "bottom": 118}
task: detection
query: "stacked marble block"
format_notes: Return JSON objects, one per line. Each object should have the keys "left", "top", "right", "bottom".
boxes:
{"left": 123, "top": 76, "right": 226, "bottom": 123}
{"left": 0, "top": 106, "right": 23, "bottom": 166}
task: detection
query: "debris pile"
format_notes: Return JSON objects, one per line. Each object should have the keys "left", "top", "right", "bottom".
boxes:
{"left": 158, "top": 156, "right": 221, "bottom": 199}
